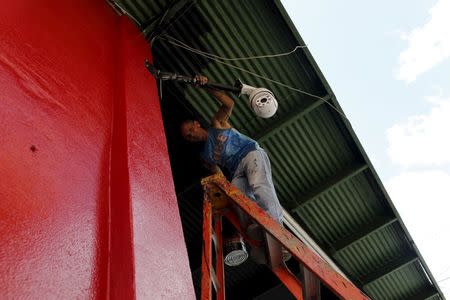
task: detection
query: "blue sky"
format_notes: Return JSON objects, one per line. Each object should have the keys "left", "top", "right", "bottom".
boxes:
{"left": 281, "top": 0, "right": 450, "bottom": 296}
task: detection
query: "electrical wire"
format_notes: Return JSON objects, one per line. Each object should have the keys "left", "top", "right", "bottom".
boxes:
{"left": 438, "top": 275, "right": 450, "bottom": 283}
{"left": 163, "top": 35, "right": 320, "bottom": 100}
{"left": 114, "top": 1, "right": 347, "bottom": 120}
{"left": 112, "top": 1, "right": 142, "bottom": 26}
{"left": 164, "top": 35, "right": 307, "bottom": 61}
{"left": 146, "top": 3, "right": 172, "bottom": 44}
{"left": 437, "top": 265, "right": 450, "bottom": 277}
{"left": 160, "top": 35, "right": 348, "bottom": 120}
{"left": 157, "top": 1, "right": 173, "bottom": 27}
{"left": 150, "top": 1, "right": 197, "bottom": 45}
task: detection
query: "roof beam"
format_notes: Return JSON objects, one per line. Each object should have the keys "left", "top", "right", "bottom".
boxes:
{"left": 361, "top": 252, "right": 419, "bottom": 287}
{"left": 256, "top": 94, "right": 330, "bottom": 143}
{"left": 409, "top": 287, "right": 440, "bottom": 300}
{"left": 292, "top": 162, "right": 368, "bottom": 213}
{"left": 328, "top": 216, "right": 398, "bottom": 255}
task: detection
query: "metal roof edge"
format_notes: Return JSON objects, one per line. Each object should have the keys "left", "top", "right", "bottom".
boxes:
{"left": 273, "top": 1, "right": 445, "bottom": 298}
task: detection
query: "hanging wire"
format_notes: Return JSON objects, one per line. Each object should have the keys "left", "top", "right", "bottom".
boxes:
{"left": 112, "top": 1, "right": 142, "bottom": 26}
{"left": 438, "top": 275, "right": 450, "bottom": 283}
{"left": 163, "top": 35, "right": 322, "bottom": 101}
{"left": 150, "top": 1, "right": 198, "bottom": 45}
{"left": 160, "top": 35, "right": 348, "bottom": 120}
{"left": 163, "top": 36, "right": 307, "bottom": 61}
{"left": 113, "top": 0, "right": 346, "bottom": 120}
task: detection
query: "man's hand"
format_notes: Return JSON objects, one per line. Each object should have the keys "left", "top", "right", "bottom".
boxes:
{"left": 193, "top": 74, "right": 233, "bottom": 129}
{"left": 194, "top": 74, "right": 208, "bottom": 86}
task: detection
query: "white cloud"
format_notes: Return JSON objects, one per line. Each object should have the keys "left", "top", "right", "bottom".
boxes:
{"left": 387, "top": 94, "right": 450, "bottom": 167}
{"left": 395, "top": 0, "right": 450, "bottom": 82}
{"left": 386, "top": 170, "right": 450, "bottom": 287}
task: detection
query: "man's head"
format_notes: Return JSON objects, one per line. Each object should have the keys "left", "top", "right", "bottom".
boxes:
{"left": 180, "top": 120, "right": 208, "bottom": 142}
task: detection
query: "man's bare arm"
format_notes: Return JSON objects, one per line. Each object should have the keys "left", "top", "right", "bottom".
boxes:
{"left": 209, "top": 88, "right": 234, "bottom": 129}
{"left": 194, "top": 75, "right": 234, "bottom": 129}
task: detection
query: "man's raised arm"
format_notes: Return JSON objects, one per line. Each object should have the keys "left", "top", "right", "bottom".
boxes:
{"left": 194, "top": 75, "right": 234, "bottom": 129}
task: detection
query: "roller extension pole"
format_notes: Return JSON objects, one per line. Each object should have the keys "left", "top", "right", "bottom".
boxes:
{"left": 145, "top": 59, "right": 279, "bottom": 118}
{"left": 145, "top": 60, "right": 241, "bottom": 93}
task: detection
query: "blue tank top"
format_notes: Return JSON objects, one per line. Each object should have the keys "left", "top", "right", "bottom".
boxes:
{"left": 201, "top": 128, "right": 258, "bottom": 177}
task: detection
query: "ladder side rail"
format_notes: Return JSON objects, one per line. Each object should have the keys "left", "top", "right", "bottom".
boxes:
{"left": 214, "top": 215, "right": 225, "bottom": 300}
{"left": 205, "top": 174, "right": 371, "bottom": 300}
{"left": 201, "top": 191, "right": 214, "bottom": 300}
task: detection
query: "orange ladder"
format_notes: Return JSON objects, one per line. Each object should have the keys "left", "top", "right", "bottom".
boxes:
{"left": 200, "top": 173, "right": 371, "bottom": 300}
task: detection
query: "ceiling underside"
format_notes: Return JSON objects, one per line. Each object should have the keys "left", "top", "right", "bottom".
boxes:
{"left": 109, "top": 1, "right": 444, "bottom": 299}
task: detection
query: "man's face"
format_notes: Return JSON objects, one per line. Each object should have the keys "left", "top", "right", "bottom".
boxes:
{"left": 181, "top": 121, "right": 207, "bottom": 142}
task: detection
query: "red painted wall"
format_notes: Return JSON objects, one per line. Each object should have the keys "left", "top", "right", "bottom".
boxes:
{"left": 0, "top": 1, "right": 195, "bottom": 299}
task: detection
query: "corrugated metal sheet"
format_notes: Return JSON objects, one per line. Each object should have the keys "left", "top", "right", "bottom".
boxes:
{"left": 110, "top": 1, "right": 445, "bottom": 299}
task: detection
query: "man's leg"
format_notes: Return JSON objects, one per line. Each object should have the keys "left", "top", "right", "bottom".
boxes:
{"left": 231, "top": 170, "right": 254, "bottom": 230}
{"left": 244, "top": 149, "right": 292, "bottom": 262}
{"left": 242, "top": 149, "right": 283, "bottom": 224}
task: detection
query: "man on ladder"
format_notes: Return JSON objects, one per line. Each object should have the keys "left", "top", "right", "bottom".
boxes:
{"left": 180, "top": 75, "right": 287, "bottom": 266}
{"left": 180, "top": 75, "right": 371, "bottom": 300}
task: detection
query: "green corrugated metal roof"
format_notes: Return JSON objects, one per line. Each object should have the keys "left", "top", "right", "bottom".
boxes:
{"left": 109, "top": 1, "right": 445, "bottom": 299}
